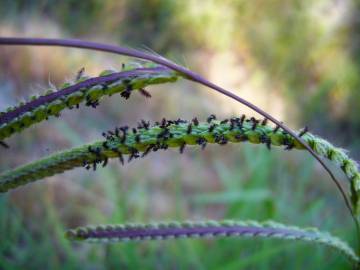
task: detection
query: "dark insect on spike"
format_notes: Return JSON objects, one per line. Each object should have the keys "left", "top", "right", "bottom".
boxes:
{"left": 102, "top": 141, "right": 109, "bottom": 149}
{"left": 132, "top": 128, "right": 137, "bottom": 134}
{"left": 76, "top": 104, "right": 80, "bottom": 109}
{"left": 187, "top": 123, "right": 192, "bottom": 134}
{"left": 142, "top": 144, "right": 154, "bottom": 157}
{"left": 298, "top": 126, "right": 308, "bottom": 137}
{"left": 161, "top": 118, "right": 167, "bottom": 128}
{"left": 240, "top": 115, "right": 246, "bottom": 126}
{"left": 120, "top": 126, "right": 129, "bottom": 132}
{"left": 179, "top": 142, "right": 186, "bottom": 154}
{"left": 234, "top": 133, "right": 247, "bottom": 141}
{"left": 283, "top": 137, "right": 294, "bottom": 150}
{"left": 273, "top": 122, "right": 283, "bottom": 133}
{"left": 139, "top": 88, "right": 152, "bottom": 98}
{"left": 220, "top": 119, "right": 229, "bottom": 124}
{"left": 135, "top": 134, "right": 141, "bottom": 143}
{"left": 118, "top": 152, "right": 124, "bottom": 165}
{"left": 0, "top": 141, "right": 9, "bottom": 148}
{"left": 120, "top": 134, "right": 127, "bottom": 144}
{"left": 157, "top": 128, "right": 170, "bottom": 139}
{"left": 229, "top": 119, "right": 235, "bottom": 130}
{"left": 76, "top": 67, "right": 85, "bottom": 81}
{"left": 121, "top": 85, "right": 132, "bottom": 99}
{"left": 114, "top": 128, "right": 120, "bottom": 137}
{"left": 196, "top": 137, "right": 207, "bottom": 150}
{"left": 251, "top": 121, "right": 258, "bottom": 130}
{"left": 102, "top": 158, "right": 108, "bottom": 167}
{"left": 192, "top": 117, "right": 199, "bottom": 126}
{"left": 260, "top": 134, "right": 271, "bottom": 150}
{"left": 208, "top": 124, "right": 216, "bottom": 132}
{"left": 261, "top": 118, "right": 268, "bottom": 126}
{"left": 207, "top": 114, "right": 216, "bottom": 123}
{"left": 128, "top": 148, "right": 140, "bottom": 162}
{"left": 215, "top": 134, "right": 228, "bottom": 145}
{"left": 139, "top": 119, "right": 150, "bottom": 130}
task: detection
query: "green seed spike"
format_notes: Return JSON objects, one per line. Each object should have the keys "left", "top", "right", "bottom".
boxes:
{"left": 0, "top": 64, "right": 179, "bottom": 141}
{"left": 65, "top": 219, "right": 359, "bottom": 266}
{"left": 1, "top": 117, "right": 359, "bottom": 215}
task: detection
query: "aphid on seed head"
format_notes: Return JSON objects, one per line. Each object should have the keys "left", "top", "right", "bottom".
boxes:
{"left": 240, "top": 115, "right": 246, "bottom": 126}
{"left": 135, "top": 134, "right": 141, "bottom": 143}
{"left": 128, "top": 148, "right": 140, "bottom": 162}
{"left": 187, "top": 123, "right": 192, "bottom": 134}
{"left": 298, "top": 126, "right": 308, "bottom": 137}
{"left": 260, "top": 134, "right": 271, "bottom": 150}
{"left": 229, "top": 119, "right": 236, "bottom": 130}
{"left": 261, "top": 118, "right": 268, "bottom": 126}
{"left": 132, "top": 128, "right": 137, "bottom": 134}
{"left": 196, "top": 137, "right": 207, "bottom": 150}
{"left": 102, "top": 141, "right": 109, "bottom": 149}
{"left": 273, "top": 122, "right": 283, "bottom": 133}
{"left": 139, "top": 119, "right": 150, "bottom": 130}
{"left": 102, "top": 158, "right": 108, "bottom": 167}
{"left": 121, "top": 84, "right": 132, "bottom": 99}
{"left": 75, "top": 67, "right": 85, "bottom": 81}
{"left": 192, "top": 117, "right": 199, "bottom": 126}
{"left": 251, "top": 120, "right": 258, "bottom": 130}
{"left": 142, "top": 144, "right": 154, "bottom": 157}
{"left": 160, "top": 118, "right": 167, "bottom": 128}
{"left": 179, "top": 142, "right": 186, "bottom": 154}
{"left": 215, "top": 134, "right": 228, "bottom": 145}
{"left": 208, "top": 124, "right": 216, "bottom": 132}
{"left": 139, "top": 88, "right": 152, "bottom": 98}
{"left": 207, "top": 114, "right": 216, "bottom": 123}
{"left": 283, "top": 137, "right": 294, "bottom": 150}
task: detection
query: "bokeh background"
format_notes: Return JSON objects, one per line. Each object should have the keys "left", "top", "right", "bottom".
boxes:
{"left": 0, "top": 0, "right": 359, "bottom": 269}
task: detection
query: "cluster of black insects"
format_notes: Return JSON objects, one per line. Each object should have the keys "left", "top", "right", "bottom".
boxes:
{"left": 0, "top": 69, "right": 152, "bottom": 149}
{"left": 82, "top": 114, "right": 309, "bottom": 171}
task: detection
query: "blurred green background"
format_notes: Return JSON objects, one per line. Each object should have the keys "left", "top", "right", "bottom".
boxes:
{"left": 0, "top": 0, "right": 359, "bottom": 269}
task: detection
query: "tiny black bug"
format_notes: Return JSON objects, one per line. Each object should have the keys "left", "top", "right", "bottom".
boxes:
{"left": 192, "top": 117, "right": 199, "bottom": 126}
{"left": 273, "top": 125, "right": 281, "bottom": 133}
{"left": 102, "top": 158, "right": 108, "bottom": 167}
{"left": 135, "top": 134, "right": 141, "bottom": 143}
{"left": 139, "top": 88, "right": 152, "bottom": 98}
{"left": 142, "top": 144, "right": 154, "bottom": 157}
{"left": 261, "top": 118, "right": 268, "bottom": 126}
{"left": 121, "top": 85, "right": 132, "bottom": 99}
{"left": 187, "top": 123, "right": 192, "bottom": 134}
{"left": 298, "top": 126, "right": 308, "bottom": 137}
{"left": 179, "top": 142, "right": 186, "bottom": 154}
{"left": 76, "top": 67, "right": 85, "bottom": 81}
{"left": 240, "top": 115, "right": 246, "bottom": 126}
{"left": 207, "top": 114, "right": 216, "bottom": 123}
{"left": 208, "top": 124, "right": 216, "bottom": 132}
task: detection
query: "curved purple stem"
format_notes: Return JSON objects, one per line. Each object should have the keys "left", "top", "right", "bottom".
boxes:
{"left": 0, "top": 37, "right": 358, "bottom": 252}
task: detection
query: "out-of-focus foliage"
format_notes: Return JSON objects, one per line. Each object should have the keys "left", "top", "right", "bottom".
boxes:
{"left": 0, "top": 0, "right": 359, "bottom": 269}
